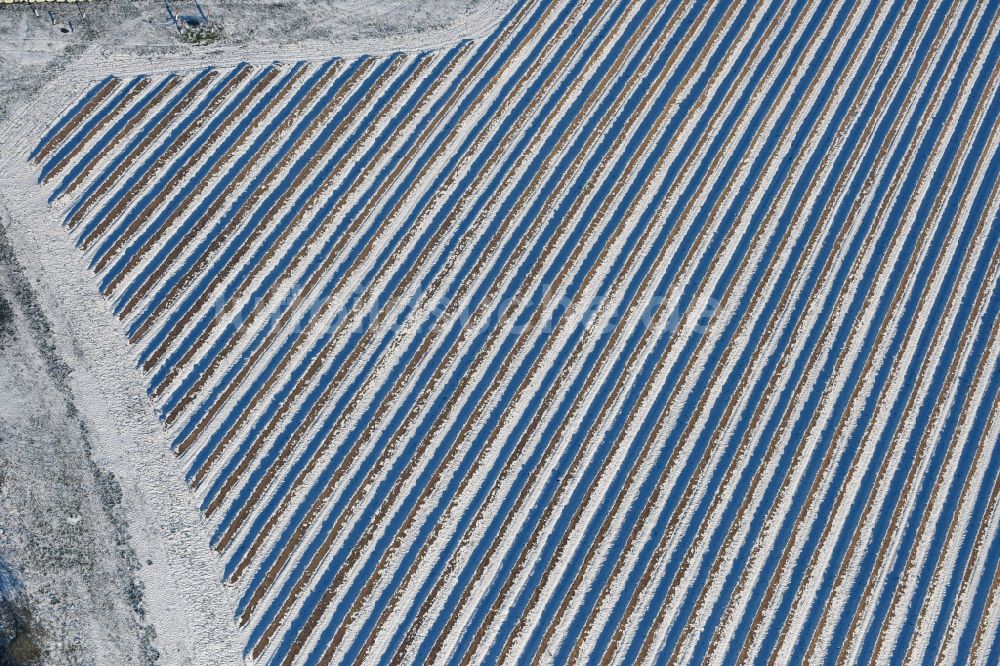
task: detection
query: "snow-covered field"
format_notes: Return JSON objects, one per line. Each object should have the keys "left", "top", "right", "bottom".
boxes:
{"left": 0, "top": 1, "right": 512, "bottom": 664}
{"left": 0, "top": 220, "right": 158, "bottom": 665}
{"left": 2, "top": 0, "right": 1000, "bottom": 664}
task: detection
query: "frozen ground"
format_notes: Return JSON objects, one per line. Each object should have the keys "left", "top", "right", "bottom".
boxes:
{"left": 0, "top": 1, "right": 512, "bottom": 663}
{"left": 0, "top": 221, "right": 156, "bottom": 665}
{"left": 0, "top": 0, "right": 512, "bottom": 121}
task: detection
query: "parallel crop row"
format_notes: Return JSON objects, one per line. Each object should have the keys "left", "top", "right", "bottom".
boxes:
{"left": 29, "top": 1, "right": 1000, "bottom": 664}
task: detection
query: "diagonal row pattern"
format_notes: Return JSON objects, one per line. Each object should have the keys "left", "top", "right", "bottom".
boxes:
{"left": 28, "top": 0, "right": 1000, "bottom": 664}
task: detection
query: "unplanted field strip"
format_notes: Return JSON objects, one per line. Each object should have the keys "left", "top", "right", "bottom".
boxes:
{"left": 27, "top": 0, "right": 1000, "bottom": 663}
